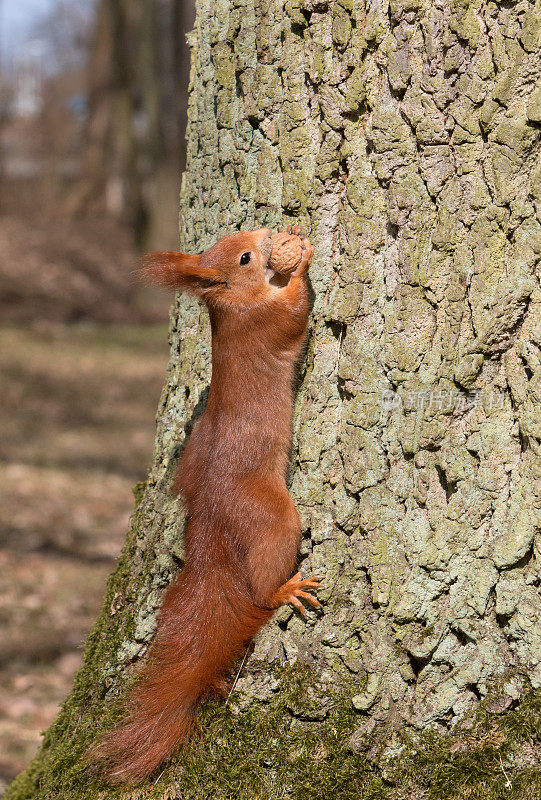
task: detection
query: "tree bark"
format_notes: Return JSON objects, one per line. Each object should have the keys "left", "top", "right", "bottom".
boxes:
{"left": 6, "top": 0, "right": 541, "bottom": 798}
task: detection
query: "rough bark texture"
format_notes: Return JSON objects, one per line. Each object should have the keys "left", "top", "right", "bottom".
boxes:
{"left": 6, "top": 1, "right": 541, "bottom": 798}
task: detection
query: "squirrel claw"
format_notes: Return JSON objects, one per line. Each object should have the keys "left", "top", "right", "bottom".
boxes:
{"left": 287, "top": 224, "right": 306, "bottom": 238}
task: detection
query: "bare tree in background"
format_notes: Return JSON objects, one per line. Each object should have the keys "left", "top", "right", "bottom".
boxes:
{"left": 0, "top": 1, "right": 93, "bottom": 212}
{"left": 0, "top": 0, "right": 192, "bottom": 322}
{"left": 1, "top": 0, "right": 193, "bottom": 247}
{"left": 79, "top": 0, "right": 194, "bottom": 248}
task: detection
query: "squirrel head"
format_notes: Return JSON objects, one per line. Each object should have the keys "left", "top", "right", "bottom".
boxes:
{"left": 141, "top": 228, "right": 284, "bottom": 305}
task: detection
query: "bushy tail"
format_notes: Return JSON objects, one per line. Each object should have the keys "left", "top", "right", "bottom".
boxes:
{"left": 91, "top": 566, "right": 272, "bottom": 784}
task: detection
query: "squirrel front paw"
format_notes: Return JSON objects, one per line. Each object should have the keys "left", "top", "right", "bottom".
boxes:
{"left": 272, "top": 572, "right": 323, "bottom": 615}
{"left": 284, "top": 226, "right": 313, "bottom": 277}
{"left": 290, "top": 236, "right": 313, "bottom": 277}
{"left": 277, "top": 225, "right": 313, "bottom": 278}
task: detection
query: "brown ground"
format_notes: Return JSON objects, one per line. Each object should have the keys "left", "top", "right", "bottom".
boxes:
{"left": 0, "top": 210, "right": 168, "bottom": 324}
{"left": 0, "top": 321, "right": 169, "bottom": 789}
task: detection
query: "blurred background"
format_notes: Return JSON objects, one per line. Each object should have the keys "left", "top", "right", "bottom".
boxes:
{"left": 0, "top": 0, "right": 194, "bottom": 787}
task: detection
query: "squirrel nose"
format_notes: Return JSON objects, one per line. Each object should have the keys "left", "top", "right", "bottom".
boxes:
{"left": 256, "top": 227, "right": 273, "bottom": 240}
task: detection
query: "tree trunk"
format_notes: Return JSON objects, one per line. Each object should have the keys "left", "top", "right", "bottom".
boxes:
{"left": 6, "top": 1, "right": 541, "bottom": 798}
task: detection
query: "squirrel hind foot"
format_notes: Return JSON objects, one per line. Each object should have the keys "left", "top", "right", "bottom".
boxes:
{"left": 271, "top": 572, "right": 323, "bottom": 616}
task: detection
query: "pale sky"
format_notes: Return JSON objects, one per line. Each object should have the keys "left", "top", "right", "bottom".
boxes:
{"left": 1, "top": 0, "right": 55, "bottom": 60}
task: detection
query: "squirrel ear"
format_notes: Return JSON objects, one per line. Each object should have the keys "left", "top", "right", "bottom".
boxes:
{"left": 139, "top": 252, "right": 223, "bottom": 292}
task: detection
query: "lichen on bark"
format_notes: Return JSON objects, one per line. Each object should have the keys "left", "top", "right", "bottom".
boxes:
{"left": 5, "top": 1, "right": 541, "bottom": 798}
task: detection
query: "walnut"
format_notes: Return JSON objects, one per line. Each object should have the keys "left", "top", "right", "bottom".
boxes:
{"left": 268, "top": 232, "right": 303, "bottom": 275}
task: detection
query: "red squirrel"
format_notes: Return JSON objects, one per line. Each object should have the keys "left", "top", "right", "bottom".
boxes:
{"left": 93, "top": 226, "right": 321, "bottom": 783}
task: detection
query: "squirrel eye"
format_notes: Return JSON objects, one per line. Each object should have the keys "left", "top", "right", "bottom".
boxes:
{"left": 240, "top": 252, "right": 251, "bottom": 265}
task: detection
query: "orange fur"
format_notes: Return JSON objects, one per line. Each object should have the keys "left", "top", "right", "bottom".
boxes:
{"left": 92, "top": 227, "right": 319, "bottom": 783}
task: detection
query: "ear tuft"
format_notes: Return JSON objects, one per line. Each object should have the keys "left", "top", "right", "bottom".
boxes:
{"left": 138, "top": 252, "right": 200, "bottom": 290}
{"left": 139, "top": 252, "right": 179, "bottom": 289}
